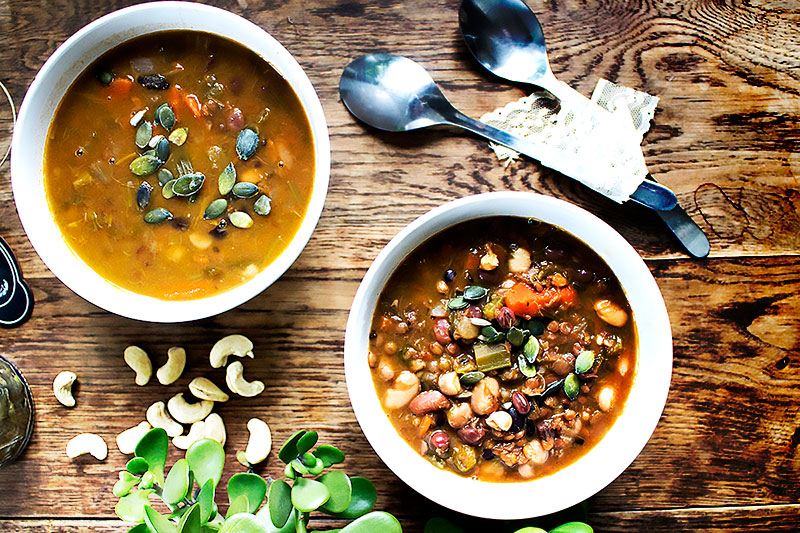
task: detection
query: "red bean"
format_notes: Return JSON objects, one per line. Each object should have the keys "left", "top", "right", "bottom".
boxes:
{"left": 511, "top": 391, "right": 530, "bottom": 415}
{"left": 496, "top": 307, "right": 515, "bottom": 329}
{"left": 227, "top": 107, "right": 245, "bottom": 130}
{"left": 409, "top": 390, "right": 449, "bottom": 415}
{"left": 433, "top": 318, "right": 451, "bottom": 344}
{"left": 429, "top": 431, "right": 450, "bottom": 450}
{"left": 457, "top": 426, "right": 486, "bottom": 445}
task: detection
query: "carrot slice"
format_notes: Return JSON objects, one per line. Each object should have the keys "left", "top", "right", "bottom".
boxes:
{"left": 504, "top": 281, "right": 575, "bottom": 317}
{"left": 184, "top": 93, "right": 201, "bottom": 119}
{"left": 104, "top": 77, "right": 133, "bottom": 99}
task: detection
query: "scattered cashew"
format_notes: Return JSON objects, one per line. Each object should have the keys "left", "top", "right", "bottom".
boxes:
{"left": 156, "top": 347, "right": 186, "bottom": 385}
{"left": 210, "top": 334, "right": 254, "bottom": 368}
{"left": 225, "top": 361, "right": 264, "bottom": 397}
{"left": 244, "top": 418, "right": 272, "bottom": 465}
{"left": 204, "top": 413, "right": 226, "bottom": 446}
{"left": 53, "top": 371, "right": 77, "bottom": 407}
{"left": 66, "top": 433, "right": 108, "bottom": 460}
{"left": 147, "top": 401, "right": 184, "bottom": 437}
{"left": 172, "top": 421, "right": 206, "bottom": 450}
{"left": 189, "top": 377, "right": 229, "bottom": 402}
{"left": 167, "top": 393, "right": 214, "bottom": 424}
{"left": 116, "top": 421, "right": 152, "bottom": 454}
{"left": 124, "top": 346, "right": 152, "bottom": 386}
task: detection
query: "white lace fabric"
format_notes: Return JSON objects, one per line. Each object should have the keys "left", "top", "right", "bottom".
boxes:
{"left": 479, "top": 78, "right": 659, "bottom": 203}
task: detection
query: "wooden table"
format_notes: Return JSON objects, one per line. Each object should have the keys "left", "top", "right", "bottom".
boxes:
{"left": 1, "top": 0, "right": 799, "bottom": 531}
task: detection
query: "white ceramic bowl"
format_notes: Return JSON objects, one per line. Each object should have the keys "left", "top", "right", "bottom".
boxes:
{"left": 344, "top": 192, "right": 672, "bottom": 519}
{"left": 10, "top": 1, "right": 330, "bottom": 322}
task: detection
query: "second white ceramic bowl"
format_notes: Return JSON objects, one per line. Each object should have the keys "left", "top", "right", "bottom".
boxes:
{"left": 344, "top": 192, "right": 672, "bottom": 519}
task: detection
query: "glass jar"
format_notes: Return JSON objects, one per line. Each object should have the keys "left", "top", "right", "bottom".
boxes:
{"left": 0, "top": 354, "right": 34, "bottom": 468}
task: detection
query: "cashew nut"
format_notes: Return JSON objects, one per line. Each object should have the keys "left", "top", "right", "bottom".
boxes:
{"left": 146, "top": 401, "right": 184, "bottom": 437}
{"left": 204, "top": 413, "right": 226, "bottom": 446}
{"left": 210, "top": 334, "right": 254, "bottom": 368}
{"left": 53, "top": 371, "right": 77, "bottom": 407}
{"left": 116, "top": 421, "right": 152, "bottom": 454}
{"left": 66, "top": 433, "right": 108, "bottom": 460}
{"left": 244, "top": 418, "right": 272, "bottom": 465}
{"left": 124, "top": 345, "right": 152, "bottom": 386}
{"left": 225, "top": 361, "right": 264, "bottom": 397}
{"left": 172, "top": 420, "right": 206, "bottom": 450}
{"left": 156, "top": 347, "right": 186, "bottom": 385}
{"left": 188, "top": 377, "right": 229, "bottom": 402}
{"left": 167, "top": 393, "right": 214, "bottom": 424}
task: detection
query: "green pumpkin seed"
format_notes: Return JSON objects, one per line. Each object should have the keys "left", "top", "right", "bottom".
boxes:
{"left": 130, "top": 154, "right": 161, "bottom": 176}
{"left": 575, "top": 350, "right": 595, "bottom": 374}
{"left": 203, "top": 199, "right": 228, "bottom": 220}
{"left": 136, "top": 182, "right": 153, "bottom": 210}
{"left": 463, "top": 286, "right": 488, "bottom": 301}
{"left": 459, "top": 371, "right": 485, "bottom": 386}
{"left": 162, "top": 179, "right": 177, "bottom": 199}
{"left": 97, "top": 70, "right": 114, "bottom": 86}
{"left": 518, "top": 356, "right": 537, "bottom": 378}
{"left": 218, "top": 162, "right": 236, "bottom": 195}
{"left": 232, "top": 182, "right": 258, "bottom": 198}
{"left": 506, "top": 326, "right": 527, "bottom": 347}
{"left": 155, "top": 103, "right": 176, "bottom": 131}
{"left": 142, "top": 149, "right": 157, "bottom": 158}
{"left": 563, "top": 373, "right": 580, "bottom": 400}
{"left": 523, "top": 318, "right": 546, "bottom": 336}
{"left": 144, "top": 208, "right": 173, "bottom": 224}
{"left": 522, "top": 336, "right": 540, "bottom": 363}
{"left": 168, "top": 127, "right": 188, "bottom": 146}
{"left": 228, "top": 211, "right": 253, "bottom": 229}
{"left": 447, "top": 296, "right": 468, "bottom": 310}
{"left": 172, "top": 173, "right": 205, "bottom": 196}
{"left": 158, "top": 168, "right": 173, "bottom": 186}
{"left": 155, "top": 137, "right": 170, "bottom": 162}
{"left": 480, "top": 325, "right": 505, "bottom": 344}
{"left": 188, "top": 193, "right": 199, "bottom": 204}
{"left": 253, "top": 194, "right": 272, "bottom": 216}
{"left": 235, "top": 127, "right": 259, "bottom": 160}
{"left": 130, "top": 109, "right": 146, "bottom": 127}
{"left": 135, "top": 121, "right": 152, "bottom": 148}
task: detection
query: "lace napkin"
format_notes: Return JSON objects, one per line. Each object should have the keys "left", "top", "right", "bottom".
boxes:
{"left": 479, "top": 79, "right": 659, "bottom": 203}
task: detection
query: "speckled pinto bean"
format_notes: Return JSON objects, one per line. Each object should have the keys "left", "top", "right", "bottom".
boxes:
{"left": 408, "top": 390, "right": 449, "bottom": 415}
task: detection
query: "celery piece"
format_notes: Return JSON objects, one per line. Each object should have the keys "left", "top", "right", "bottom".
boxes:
{"left": 474, "top": 343, "right": 511, "bottom": 372}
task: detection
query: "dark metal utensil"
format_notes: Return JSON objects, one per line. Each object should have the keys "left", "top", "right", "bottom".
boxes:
{"left": 0, "top": 236, "right": 33, "bottom": 328}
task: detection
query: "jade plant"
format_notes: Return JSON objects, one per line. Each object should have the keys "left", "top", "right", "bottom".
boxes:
{"left": 113, "top": 428, "right": 402, "bottom": 532}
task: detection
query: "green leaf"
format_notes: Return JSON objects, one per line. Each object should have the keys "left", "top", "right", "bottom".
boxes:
{"left": 325, "top": 477, "right": 376, "bottom": 519}
{"left": 129, "top": 525, "right": 151, "bottom": 533}
{"left": 290, "top": 476, "right": 330, "bottom": 512}
{"left": 139, "top": 471, "right": 156, "bottom": 490}
{"left": 127, "top": 457, "right": 149, "bottom": 476}
{"left": 115, "top": 489, "right": 154, "bottom": 522}
{"left": 258, "top": 504, "right": 297, "bottom": 533}
{"left": 114, "top": 471, "right": 141, "bottom": 497}
{"left": 514, "top": 529, "right": 547, "bottom": 533}
{"left": 424, "top": 517, "right": 464, "bottom": 533}
{"left": 198, "top": 479, "right": 216, "bottom": 523}
{"left": 339, "top": 511, "right": 402, "bottom": 533}
{"left": 278, "top": 431, "right": 306, "bottom": 464}
{"left": 549, "top": 523, "right": 593, "bottom": 533}
{"left": 145, "top": 505, "right": 178, "bottom": 533}
{"left": 295, "top": 431, "right": 318, "bottom": 456}
{"left": 314, "top": 445, "right": 345, "bottom": 467}
{"left": 228, "top": 473, "right": 267, "bottom": 513}
{"left": 219, "top": 513, "right": 270, "bottom": 533}
{"left": 186, "top": 439, "right": 225, "bottom": 488}
{"left": 135, "top": 428, "right": 169, "bottom": 485}
{"left": 162, "top": 459, "right": 191, "bottom": 505}
{"left": 178, "top": 503, "right": 202, "bottom": 533}
{"left": 267, "top": 479, "right": 292, "bottom": 528}
{"left": 319, "top": 471, "right": 352, "bottom": 514}
{"left": 227, "top": 494, "right": 250, "bottom": 519}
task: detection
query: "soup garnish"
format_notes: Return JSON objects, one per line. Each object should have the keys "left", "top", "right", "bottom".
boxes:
{"left": 369, "top": 217, "right": 636, "bottom": 481}
{"left": 44, "top": 31, "right": 315, "bottom": 300}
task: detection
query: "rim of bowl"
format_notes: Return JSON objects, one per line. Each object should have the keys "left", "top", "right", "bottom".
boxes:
{"left": 344, "top": 192, "right": 672, "bottom": 519}
{"left": 10, "top": 1, "right": 330, "bottom": 322}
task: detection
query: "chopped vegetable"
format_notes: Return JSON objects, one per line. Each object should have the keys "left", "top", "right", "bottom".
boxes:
{"left": 474, "top": 343, "right": 511, "bottom": 372}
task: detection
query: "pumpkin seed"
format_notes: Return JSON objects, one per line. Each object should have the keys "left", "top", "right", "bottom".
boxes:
{"left": 463, "top": 286, "right": 488, "bottom": 301}
{"left": 235, "top": 127, "right": 259, "bottom": 160}
{"left": 158, "top": 168, "right": 173, "bottom": 186}
{"left": 253, "top": 194, "right": 272, "bottom": 216}
{"left": 518, "top": 355, "right": 537, "bottom": 378}
{"left": 188, "top": 193, "right": 199, "bottom": 204}
{"left": 136, "top": 182, "right": 153, "bottom": 210}
{"left": 130, "top": 109, "right": 146, "bottom": 127}
{"left": 168, "top": 127, "right": 188, "bottom": 146}
{"left": 97, "top": 70, "right": 114, "bottom": 86}
{"left": 135, "top": 121, "right": 152, "bottom": 148}
{"left": 172, "top": 173, "right": 205, "bottom": 196}
{"left": 148, "top": 134, "right": 163, "bottom": 148}
{"left": 232, "top": 182, "right": 258, "bottom": 199}
{"left": 575, "top": 350, "right": 595, "bottom": 374}
{"left": 155, "top": 136, "right": 170, "bottom": 162}
{"left": 144, "top": 208, "right": 173, "bottom": 224}
{"left": 541, "top": 378, "right": 565, "bottom": 399}
{"left": 506, "top": 326, "right": 527, "bottom": 347}
{"left": 459, "top": 371, "right": 485, "bottom": 386}
{"left": 563, "top": 373, "right": 580, "bottom": 400}
{"left": 155, "top": 103, "right": 176, "bottom": 131}
{"left": 130, "top": 154, "right": 161, "bottom": 176}
{"left": 447, "top": 296, "right": 468, "bottom": 310}
{"left": 480, "top": 325, "right": 505, "bottom": 344}
{"left": 523, "top": 319, "right": 546, "bottom": 336}
{"left": 470, "top": 317, "right": 491, "bottom": 327}
{"left": 228, "top": 211, "right": 253, "bottom": 229}
{"left": 203, "top": 199, "right": 228, "bottom": 220}
{"left": 142, "top": 149, "right": 157, "bottom": 158}
{"left": 218, "top": 163, "right": 236, "bottom": 195}
{"left": 522, "top": 336, "right": 540, "bottom": 363}
{"left": 162, "top": 179, "right": 177, "bottom": 199}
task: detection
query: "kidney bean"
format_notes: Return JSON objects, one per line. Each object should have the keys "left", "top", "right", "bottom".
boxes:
{"left": 227, "top": 107, "right": 245, "bottom": 130}
{"left": 512, "top": 391, "right": 531, "bottom": 415}
{"left": 429, "top": 431, "right": 450, "bottom": 451}
{"left": 409, "top": 390, "right": 450, "bottom": 416}
{"left": 496, "top": 307, "right": 515, "bottom": 329}
{"left": 457, "top": 426, "right": 486, "bottom": 445}
{"left": 433, "top": 318, "right": 451, "bottom": 344}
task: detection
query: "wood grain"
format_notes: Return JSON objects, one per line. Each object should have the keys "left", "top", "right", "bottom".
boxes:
{"left": 1, "top": 0, "right": 799, "bottom": 531}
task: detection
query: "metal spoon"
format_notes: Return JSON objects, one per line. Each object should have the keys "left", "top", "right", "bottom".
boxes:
{"left": 459, "top": 0, "right": 709, "bottom": 257}
{"left": 339, "top": 53, "right": 675, "bottom": 211}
